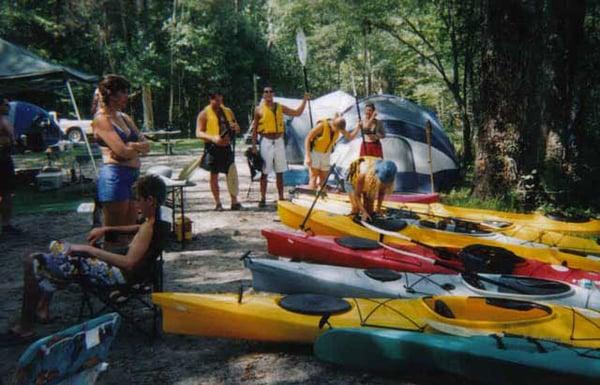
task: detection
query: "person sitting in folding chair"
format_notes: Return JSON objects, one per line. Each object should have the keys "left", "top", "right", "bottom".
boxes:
{"left": 2, "top": 174, "right": 169, "bottom": 344}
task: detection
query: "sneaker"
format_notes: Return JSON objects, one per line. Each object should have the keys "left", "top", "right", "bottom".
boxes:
{"left": 231, "top": 203, "right": 243, "bottom": 211}
{"left": 2, "top": 225, "right": 23, "bottom": 235}
{"left": 258, "top": 200, "right": 267, "bottom": 208}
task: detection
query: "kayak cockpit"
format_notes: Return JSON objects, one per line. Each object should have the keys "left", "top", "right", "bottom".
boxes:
{"left": 461, "top": 274, "right": 573, "bottom": 296}
{"left": 424, "top": 296, "right": 553, "bottom": 322}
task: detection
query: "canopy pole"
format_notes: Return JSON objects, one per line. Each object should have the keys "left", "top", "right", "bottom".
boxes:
{"left": 66, "top": 80, "right": 97, "bottom": 175}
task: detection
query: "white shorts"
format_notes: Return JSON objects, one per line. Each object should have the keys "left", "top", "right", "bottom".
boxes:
{"left": 310, "top": 151, "right": 331, "bottom": 171}
{"left": 260, "top": 137, "right": 287, "bottom": 175}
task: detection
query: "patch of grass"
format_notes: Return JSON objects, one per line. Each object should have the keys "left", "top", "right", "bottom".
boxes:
{"left": 441, "top": 187, "right": 521, "bottom": 212}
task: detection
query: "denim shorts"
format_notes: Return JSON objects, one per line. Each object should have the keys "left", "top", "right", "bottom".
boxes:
{"left": 97, "top": 164, "right": 140, "bottom": 203}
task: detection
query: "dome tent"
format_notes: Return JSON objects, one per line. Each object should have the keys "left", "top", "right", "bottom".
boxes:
{"left": 273, "top": 91, "right": 459, "bottom": 192}
{"left": 331, "top": 94, "right": 459, "bottom": 192}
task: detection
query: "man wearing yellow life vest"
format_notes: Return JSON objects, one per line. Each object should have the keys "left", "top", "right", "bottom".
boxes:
{"left": 251, "top": 85, "right": 309, "bottom": 207}
{"left": 196, "top": 92, "right": 242, "bottom": 211}
{"left": 304, "top": 115, "right": 350, "bottom": 189}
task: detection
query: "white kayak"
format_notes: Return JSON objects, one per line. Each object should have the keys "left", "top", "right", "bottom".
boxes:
{"left": 244, "top": 257, "right": 600, "bottom": 311}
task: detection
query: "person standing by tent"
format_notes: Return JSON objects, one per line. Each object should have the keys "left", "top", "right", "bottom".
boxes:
{"left": 251, "top": 85, "right": 309, "bottom": 207}
{"left": 345, "top": 156, "right": 397, "bottom": 221}
{"left": 196, "top": 92, "right": 242, "bottom": 211}
{"left": 93, "top": 75, "right": 150, "bottom": 245}
{"left": 304, "top": 115, "right": 349, "bottom": 189}
{"left": 0, "top": 95, "right": 21, "bottom": 235}
{"left": 349, "top": 102, "right": 385, "bottom": 158}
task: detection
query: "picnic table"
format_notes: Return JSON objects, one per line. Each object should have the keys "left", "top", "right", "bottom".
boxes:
{"left": 144, "top": 130, "right": 182, "bottom": 155}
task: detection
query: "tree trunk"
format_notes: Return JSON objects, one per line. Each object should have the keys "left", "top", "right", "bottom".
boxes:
{"left": 142, "top": 85, "right": 154, "bottom": 130}
{"left": 473, "top": 0, "right": 541, "bottom": 198}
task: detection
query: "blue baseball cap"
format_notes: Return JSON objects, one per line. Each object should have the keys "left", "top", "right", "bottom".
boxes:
{"left": 375, "top": 160, "right": 397, "bottom": 184}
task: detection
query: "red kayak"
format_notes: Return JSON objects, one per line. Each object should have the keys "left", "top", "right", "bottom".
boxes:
{"left": 263, "top": 228, "right": 459, "bottom": 274}
{"left": 262, "top": 228, "right": 600, "bottom": 287}
{"left": 293, "top": 186, "right": 439, "bottom": 204}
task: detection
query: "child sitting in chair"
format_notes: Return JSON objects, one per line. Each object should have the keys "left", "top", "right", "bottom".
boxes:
{"left": 2, "top": 174, "right": 169, "bottom": 345}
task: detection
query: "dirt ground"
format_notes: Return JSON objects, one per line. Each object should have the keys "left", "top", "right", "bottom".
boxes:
{"left": 0, "top": 148, "right": 468, "bottom": 385}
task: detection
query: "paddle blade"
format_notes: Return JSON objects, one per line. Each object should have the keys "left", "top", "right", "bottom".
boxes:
{"left": 296, "top": 28, "right": 308, "bottom": 66}
{"left": 178, "top": 156, "right": 202, "bottom": 181}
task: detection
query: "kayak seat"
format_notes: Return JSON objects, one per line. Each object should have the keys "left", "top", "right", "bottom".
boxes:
{"left": 459, "top": 244, "right": 525, "bottom": 274}
{"left": 279, "top": 294, "right": 351, "bottom": 316}
{"left": 497, "top": 276, "right": 571, "bottom": 295}
{"left": 461, "top": 273, "right": 486, "bottom": 290}
{"left": 335, "top": 237, "right": 381, "bottom": 250}
{"left": 545, "top": 211, "right": 590, "bottom": 223}
{"left": 370, "top": 217, "right": 407, "bottom": 232}
{"left": 364, "top": 268, "right": 402, "bottom": 282}
{"left": 433, "top": 299, "right": 455, "bottom": 319}
{"left": 419, "top": 220, "right": 437, "bottom": 229}
{"left": 387, "top": 208, "right": 420, "bottom": 220}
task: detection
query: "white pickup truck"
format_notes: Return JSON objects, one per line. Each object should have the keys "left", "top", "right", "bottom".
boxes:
{"left": 49, "top": 111, "right": 93, "bottom": 142}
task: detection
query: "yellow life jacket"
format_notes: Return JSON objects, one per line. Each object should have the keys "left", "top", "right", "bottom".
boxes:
{"left": 258, "top": 102, "right": 284, "bottom": 134}
{"left": 311, "top": 119, "right": 340, "bottom": 154}
{"left": 204, "top": 104, "right": 234, "bottom": 138}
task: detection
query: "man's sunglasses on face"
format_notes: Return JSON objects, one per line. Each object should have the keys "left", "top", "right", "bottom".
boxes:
{"left": 264, "top": 90, "right": 274, "bottom": 94}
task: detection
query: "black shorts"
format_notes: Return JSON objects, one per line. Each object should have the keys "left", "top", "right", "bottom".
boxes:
{"left": 200, "top": 144, "right": 234, "bottom": 174}
{"left": 0, "top": 155, "right": 15, "bottom": 194}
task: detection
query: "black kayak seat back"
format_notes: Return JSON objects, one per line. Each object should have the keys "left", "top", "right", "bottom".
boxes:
{"left": 545, "top": 211, "right": 590, "bottom": 223}
{"left": 335, "top": 237, "right": 381, "bottom": 251}
{"left": 459, "top": 244, "right": 525, "bottom": 274}
{"left": 433, "top": 299, "right": 455, "bottom": 319}
{"left": 497, "top": 275, "right": 571, "bottom": 295}
{"left": 278, "top": 294, "right": 351, "bottom": 316}
{"left": 419, "top": 219, "right": 437, "bottom": 229}
{"left": 461, "top": 273, "right": 486, "bottom": 290}
{"left": 364, "top": 268, "right": 402, "bottom": 282}
{"left": 370, "top": 217, "right": 408, "bottom": 232}
{"left": 485, "top": 298, "right": 552, "bottom": 315}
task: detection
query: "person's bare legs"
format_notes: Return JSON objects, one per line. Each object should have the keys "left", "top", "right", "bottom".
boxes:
{"left": 308, "top": 168, "right": 319, "bottom": 190}
{"left": 318, "top": 169, "right": 329, "bottom": 189}
{"left": 275, "top": 173, "right": 284, "bottom": 201}
{"left": 10, "top": 253, "right": 43, "bottom": 336}
{"left": 210, "top": 172, "right": 222, "bottom": 208}
{"left": 260, "top": 174, "right": 268, "bottom": 204}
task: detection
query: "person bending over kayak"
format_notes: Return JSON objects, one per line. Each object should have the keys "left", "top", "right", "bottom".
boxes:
{"left": 304, "top": 115, "right": 350, "bottom": 189}
{"left": 345, "top": 157, "right": 397, "bottom": 221}
{"left": 1, "top": 175, "right": 169, "bottom": 344}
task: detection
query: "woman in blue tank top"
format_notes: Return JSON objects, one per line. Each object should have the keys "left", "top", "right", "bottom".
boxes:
{"left": 92, "top": 75, "right": 149, "bottom": 238}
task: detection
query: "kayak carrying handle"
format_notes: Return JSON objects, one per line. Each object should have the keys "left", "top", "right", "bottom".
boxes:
{"left": 318, "top": 314, "right": 332, "bottom": 330}
{"left": 238, "top": 284, "right": 245, "bottom": 304}
{"left": 240, "top": 250, "right": 252, "bottom": 261}
{"left": 491, "top": 334, "right": 506, "bottom": 350}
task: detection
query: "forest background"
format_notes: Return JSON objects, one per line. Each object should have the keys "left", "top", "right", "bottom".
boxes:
{"left": 1, "top": 0, "right": 599, "bottom": 211}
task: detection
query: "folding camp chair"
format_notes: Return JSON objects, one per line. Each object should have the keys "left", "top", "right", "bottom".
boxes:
{"left": 15, "top": 313, "right": 121, "bottom": 385}
{"left": 76, "top": 219, "right": 170, "bottom": 340}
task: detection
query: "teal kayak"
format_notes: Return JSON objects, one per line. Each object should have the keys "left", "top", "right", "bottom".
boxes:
{"left": 314, "top": 328, "right": 600, "bottom": 384}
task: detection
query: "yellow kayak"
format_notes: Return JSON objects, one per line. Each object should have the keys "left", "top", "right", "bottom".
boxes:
{"left": 291, "top": 195, "right": 600, "bottom": 257}
{"left": 312, "top": 190, "right": 600, "bottom": 236}
{"left": 278, "top": 201, "right": 600, "bottom": 273}
{"left": 152, "top": 292, "right": 600, "bottom": 348}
